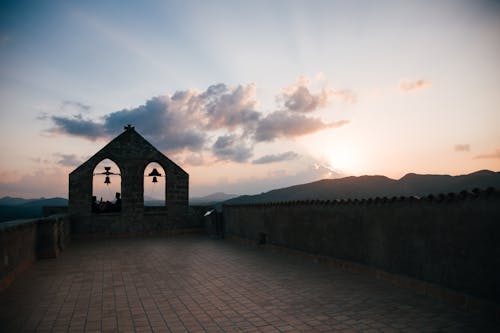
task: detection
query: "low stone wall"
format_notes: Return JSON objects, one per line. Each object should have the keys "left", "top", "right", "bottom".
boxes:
{"left": 223, "top": 189, "right": 500, "bottom": 309}
{"left": 202, "top": 209, "right": 224, "bottom": 238}
{"left": 42, "top": 205, "right": 68, "bottom": 217}
{"left": 189, "top": 205, "right": 212, "bottom": 231}
{"left": 71, "top": 206, "right": 200, "bottom": 236}
{"left": 0, "top": 214, "right": 71, "bottom": 291}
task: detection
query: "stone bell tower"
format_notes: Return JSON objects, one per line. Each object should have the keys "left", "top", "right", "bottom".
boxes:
{"left": 68, "top": 125, "right": 189, "bottom": 235}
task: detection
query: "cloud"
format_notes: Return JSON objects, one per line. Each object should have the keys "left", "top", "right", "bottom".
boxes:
{"left": 182, "top": 153, "right": 206, "bottom": 166}
{"left": 36, "top": 112, "right": 49, "bottom": 121}
{"left": 49, "top": 83, "right": 260, "bottom": 153}
{"left": 252, "top": 151, "right": 299, "bottom": 164}
{"left": 279, "top": 76, "right": 332, "bottom": 113}
{"left": 62, "top": 100, "right": 91, "bottom": 112}
{"left": 30, "top": 157, "right": 51, "bottom": 165}
{"left": 193, "top": 161, "right": 345, "bottom": 197}
{"left": 48, "top": 79, "right": 352, "bottom": 162}
{"left": 51, "top": 114, "right": 106, "bottom": 140}
{"left": 474, "top": 148, "right": 500, "bottom": 159}
{"left": 454, "top": 144, "right": 470, "bottom": 152}
{"left": 399, "top": 79, "right": 431, "bottom": 92}
{"left": 202, "top": 83, "right": 261, "bottom": 130}
{"left": 0, "top": 169, "right": 22, "bottom": 183}
{"left": 212, "top": 134, "right": 253, "bottom": 163}
{"left": 103, "top": 95, "right": 206, "bottom": 151}
{"left": 0, "top": 168, "right": 68, "bottom": 198}
{"left": 254, "top": 111, "right": 349, "bottom": 142}
{"left": 54, "top": 153, "right": 83, "bottom": 167}
{"left": 331, "top": 89, "right": 357, "bottom": 103}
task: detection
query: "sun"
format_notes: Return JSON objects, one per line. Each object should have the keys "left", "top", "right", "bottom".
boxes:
{"left": 327, "top": 147, "right": 361, "bottom": 175}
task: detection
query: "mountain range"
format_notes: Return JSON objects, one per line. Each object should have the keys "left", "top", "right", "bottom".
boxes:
{"left": 189, "top": 192, "right": 239, "bottom": 205}
{"left": 223, "top": 170, "right": 500, "bottom": 205}
{"left": 1, "top": 170, "right": 499, "bottom": 221}
{"left": 0, "top": 197, "right": 68, "bottom": 222}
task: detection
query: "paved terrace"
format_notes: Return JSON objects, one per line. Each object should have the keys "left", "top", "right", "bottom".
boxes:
{"left": 0, "top": 236, "right": 497, "bottom": 333}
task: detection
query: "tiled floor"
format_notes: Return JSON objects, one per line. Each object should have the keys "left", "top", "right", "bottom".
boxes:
{"left": 0, "top": 236, "right": 497, "bottom": 332}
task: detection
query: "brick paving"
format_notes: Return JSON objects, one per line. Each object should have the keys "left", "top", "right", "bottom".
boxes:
{"left": 0, "top": 236, "right": 498, "bottom": 332}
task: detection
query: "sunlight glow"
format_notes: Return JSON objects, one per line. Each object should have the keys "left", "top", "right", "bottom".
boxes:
{"left": 1, "top": 1, "right": 499, "bottom": 198}
{"left": 327, "top": 147, "right": 361, "bottom": 175}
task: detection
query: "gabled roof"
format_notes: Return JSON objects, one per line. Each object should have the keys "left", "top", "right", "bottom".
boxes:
{"left": 70, "top": 126, "right": 187, "bottom": 177}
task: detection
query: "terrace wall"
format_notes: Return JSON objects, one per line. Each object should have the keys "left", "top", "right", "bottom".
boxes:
{"left": 223, "top": 189, "right": 500, "bottom": 309}
{"left": 0, "top": 215, "right": 71, "bottom": 291}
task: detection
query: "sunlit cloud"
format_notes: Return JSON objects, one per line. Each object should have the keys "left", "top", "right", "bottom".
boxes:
{"left": 104, "top": 95, "right": 206, "bottom": 152}
{"left": 399, "top": 79, "right": 431, "bottom": 92}
{"left": 474, "top": 148, "right": 500, "bottom": 159}
{"left": 195, "top": 162, "right": 345, "bottom": 196}
{"left": 252, "top": 151, "right": 299, "bottom": 164}
{"left": 49, "top": 83, "right": 261, "bottom": 152}
{"left": 182, "top": 153, "right": 206, "bottom": 167}
{"left": 278, "top": 75, "right": 356, "bottom": 113}
{"left": 29, "top": 157, "right": 52, "bottom": 165}
{"left": 255, "top": 112, "right": 325, "bottom": 141}
{"left": 254, "top": 112, "right": 348, "bottom": 142}
{"left": 48, "top": 79, "right": 350, "bottom": 162}
{"left": 331, "top": 89, "right": 357, "bottom": 103}
{"left": 454, "top": 144, "right": 470, "bottom": 152}
{"left": 202, "top": 83, "right": 260, "bottom": 130}
{"left": 0, "top": 167, "right": 68, "bottom": 198}
{"left": 280, "top": 76, "right": 331, "bottom": 113}
{"left": 54, "top": 153, "right": 83, "bottom": 167}
{"left": 0, "top": 169, "right": 22, "bottom": 183}
{"left": 212, "top": 134, "right": 253, "bottom": 163}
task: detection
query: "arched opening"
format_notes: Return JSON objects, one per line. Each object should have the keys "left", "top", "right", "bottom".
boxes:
{"left": 92, "top": 159, "right": 122, "bottom": 213}
{"left": 144, "top": 162, "right": 166, "bottom": 206}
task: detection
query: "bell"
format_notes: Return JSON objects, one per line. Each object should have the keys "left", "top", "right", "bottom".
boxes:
{"left": 104, "top": 176, "right": 111, "bottom": 185}
{"left": 148, "top": 168, "right": 162, "bottom": 177}
{"left": 152, "top": 176, "right": 158, "bottom": 183}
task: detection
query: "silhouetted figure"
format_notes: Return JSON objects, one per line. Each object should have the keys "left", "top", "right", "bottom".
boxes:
{"left": 113, "top": 192, "right": 122, "bottom": 212}
{"left": 92, "top": 194, "right": 121, "bottom": 213}
{"left": 99, "top": 200, "right": 110, "bottom": 212}
{"left": 92, "top": 196, "right": 99, "bottom": 213}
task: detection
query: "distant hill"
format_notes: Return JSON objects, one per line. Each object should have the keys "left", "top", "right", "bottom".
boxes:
{"left": 224, "top": 170, "right": 500, "bottom": 205}
{"left": 0, "top": 196, "right": 37, "bottom": 206}
{"left": 0, "top": 197, "right": 68, "bottom": 222}
{"left": 2, "top": 170, "right": 499, "bottom": 220}
{"left": 144, "top": 200, "right": 165, "bottom": 206}
{"left": 190, "top": 192, "right": 239, "bottom": 205}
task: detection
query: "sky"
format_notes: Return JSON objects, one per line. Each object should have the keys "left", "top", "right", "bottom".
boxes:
{"left": 0, "top": 0, "right": 499, "bottom": 199}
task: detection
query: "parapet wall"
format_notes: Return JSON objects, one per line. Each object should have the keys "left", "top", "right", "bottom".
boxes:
{"left": 223, "top": 189, "right": 500, "bottom": 305}
{"left": 0, "top": 215, "right": 71, "bottom": 291}
{"left": 71, "top": 208, "right": 196, "bottom": 235}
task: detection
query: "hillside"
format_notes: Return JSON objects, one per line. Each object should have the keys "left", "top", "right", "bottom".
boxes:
{"left": 2, "top": 170, "right": 499, "bottom": 220}
{"left": 0, "top": 197, "right": 68, "bottom": 222}
{"left": 190, "top": 192, "right": 239, "bottom": 205}
{"left": 224, "top": 170, "right": 500, "bottom": 205}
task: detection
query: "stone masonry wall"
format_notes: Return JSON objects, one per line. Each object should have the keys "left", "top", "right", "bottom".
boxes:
{"left": 223, "top": 189, "right": 500, "bottom": 305}
{"left": 0, "top": 214, "right": 71, "bottom": 291}
{"left": 69, "top": 127, "right": 191, "bottom": 235}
